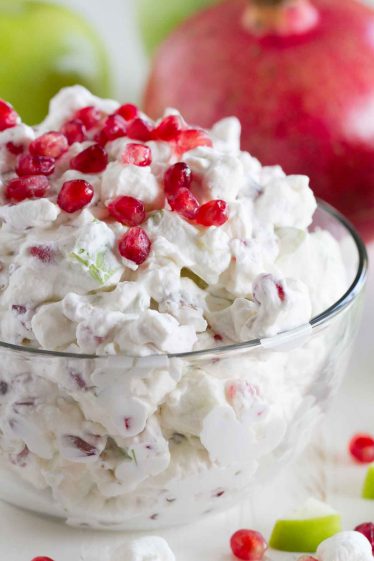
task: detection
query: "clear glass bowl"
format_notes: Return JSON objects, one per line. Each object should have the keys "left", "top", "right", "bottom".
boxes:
{"left": 0, "top": 202, "right": 367, "bottom": 530}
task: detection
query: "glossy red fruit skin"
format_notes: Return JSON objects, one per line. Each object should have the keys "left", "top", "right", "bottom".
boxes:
{"left": 108, "top": 196, "right": 146, "bottom": 226}
{"left": 75, "top": 106, "right": 102, "bottom": 130}
{"left": 354, "top": 522, "right": 374, "bottom": 554}
{"left": 230, "top": 529, "right": 268, "bottom": 561}
{"left": 349, "top": 434, "right": 374, "bottom": 463}
{"left": 164, "top": 162, "right": 192, "bottom": 196}
{"left": 118, "top": 227, "right": 151, "bottom": 264}
{"left": 16, "top": 154, "right": 55, "bottom": 176}
{"left": 144, "top": 0, "right": 374, "bottom": 239}
{"left": 196, "top": 199, "right": 229, "bottom": 226}
{"left": 168, "top": 187, "right": 199, "bottom": 219}
{"left": 70, "top": 144, "right": 108, "bottom": 173}
{"left": 5, "top": 175, "right": 49, "bottom": 202}
{"left": 29, "top": 132, "right": 68, "bottom": 159}
{"left": 0, "top": 100, "right": 18, "bottom": 131}
{"left": 57, "top": 179, "right": 94, "bottom": 213}
{"left": 61, "top": 119, "right": 86, "bottom": 145}
{"left": 122, "top": 143, "right": 152, "bottom": 166}
{"left": 116, "top": 103, "right": 139, "bottom": 121}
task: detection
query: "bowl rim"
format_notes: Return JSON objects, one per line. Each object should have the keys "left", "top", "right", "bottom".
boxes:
{"left": 0, "top": 200, "right": 368, "bottom": 361}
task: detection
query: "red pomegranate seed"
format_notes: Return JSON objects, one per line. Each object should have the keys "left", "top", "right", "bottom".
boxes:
{"left": 96, "top": 114, "right": 127, "bottom": 145}
{"left": 6, "top": 141, "right": 23, "bottom": 155}
{"left": 168, "top": 187, "right": 199, "bottom": 220}
{"left": 63, "top": 435, "right": 97, "bottom": 456}
{"left": 16, "top": 154, "right": 55, "bottom": 176}
{"left": 153, "top": 115, "right": 183, "bottom": 141}
{"left": 355, "top": 522, "right": 374, "bottom": 554}
{"left": 0, "top": 100, "right": 18, "bottom": 131}
{"left": 164, "top": 162, "right": 192, "bottom": 196}
{"left": 118, "top": 227, "right": 151, "bottom": 264}
{"left": 29, "top": 131, "right": 68, "bottom": 159}
{"left": 74, "top": 106, "right": 102, "bottom": 130}
{"left": 349, "top": 434, "right": 374, "bottom": 463}
{"left": 196, "top": 200, "right": 229, "bottom": 227}
{"left": 176, "top": 129, "right": 213, "bottom": 154}
{"left": 276, "top": 282, "right": 286, "bottom": 301}
{"left": 61, "top": 119, "right": 86, "bottom": 145}
{"left": 127, "top": 118, "right": 154, "bottom": 142}
{"left": 31, "top": 557, "right": 55, "bottom": 561}
{"left": 230, "top": 529, "right": 268, "bottom": 561}
{"left": 70, "top": 143, "right": 108, "bottom": 174}
{"left": 29, "top": 245, "right": 54, "bottom": 263}
{"left": 5, "top": 175, "right": 49, "bottom": 202}
{"left": 116, "top": 103, "right": 139, "bottom": 121}
{"left": 57, "top": 179, "right": 94, "bottom": 213}
{"left": 108, "top": 196, "right": 146, "bottom": 226}
{"left": 122, "top": 143, "right": 152, "bottom": 166}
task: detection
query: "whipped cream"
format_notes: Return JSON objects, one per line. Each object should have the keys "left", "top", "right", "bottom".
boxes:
{"left": 82, "top": 536, "right": 175, "bottom": 561}
{"left": 317, "top": 531, "right": 373, "bottom": 561}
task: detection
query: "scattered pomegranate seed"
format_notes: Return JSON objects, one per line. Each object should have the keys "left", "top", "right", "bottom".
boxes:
{"left": 355, "top": 522, "right": 374, "bottom": 554}
{"left": 276, "top": 282, "right": 286, "bottom": 301}
{"left": 349, "top": 434, "right": 374, "bottom": 463}
{"left": 122, "top": 143, "right": 152, "bottom": 166}
{"left": 74, "top": 105, "right": 102, "bottom": 130}
{"left": 118, "top": 227, "right": 151, "bottom": 264}
{"left": 230, "top": 529, "right": 268, "bottom": 561}
{"left": 70, "top": 143, "right": 108, "bottom": 174}
{"left": 164, "top": 162, "right": 192, "bottom": 196}
{"left": 16, "top": 154, "right": 55, "bottom": 176}
{"left": 96, "top": 114, "right": 127, "bottom": 145}
{"left": 61, "top": 119, "right": 86, "bottom": 145}
{"left": 176, "top": 128, "right": 213, "bottom": 154}
{"left": 5, "top": 175, "right": 49, "bottom": 202}
{"left": 108, "top": 196, "right": 146, "bottom": 226}
{"left": 6, "top": 142, "right": 23, "bottom": 155}
{"left": 29, "top": 131, "right": 68, "bottom": 159}
{"left": 127, "top": 117, "right": 154, "bottom": 142}
{"left": 0, "top": 100, "right": 18, "bottom": 131}
{"left": 168, "top": 187, "right": 199, "bottom": 220}
{"left": 31, "top": 557, "right": 55, "bottom": 561}
{"left": 116, "top": 103, "right": 139, "bottom": 121}
{"left": 57, "top": 179, "right": 94, "bottom": 213}
{"left": 63, "top": 435, "right": 97, "bottom": 456}
{"left": 196, "top": 199, "right": 229, "bottom": 227}
{"left": 29, "top": 245, "right": 54, "bottom": 263}
{"left": 153, "top": 115, "right": 183, "bottom": 141}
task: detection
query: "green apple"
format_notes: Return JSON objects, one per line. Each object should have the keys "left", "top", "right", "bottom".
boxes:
{"left": 362, "top": 463, "right": 374, "bottom": 499}
{"left": 269, "top": 498, "right": 342, "bottom": 553}
{"left": 0, "top": 1, "right": 110, "bottom": 124}
{"left": 136, "top": 0, "right": 218, "bottom": 55}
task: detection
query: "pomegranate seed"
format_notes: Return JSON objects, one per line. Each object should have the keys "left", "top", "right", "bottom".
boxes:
{"left": 108, "top": 196, "right": 146, "bottom": 226}
{"left": 57, "top": 179, "right": 94, "bottom": 213}
{"left": 153, "top": 115, "right": 183, "bottom": 141}
{"left": 230, "top": 529, "right": 268, "bottom": 561}
{"left": 96, "top": 114, "right": 127, "bottom": 145}
{"left": 349, "top": 434, "right": 374, "bottom": 463}
{"left": 127, "top": 118, "right": 154, "bottom": 142}
{"left": 164, "top": 162, "right": 192, "bottom": 196}
{"left": 276, "top": 282, "right": 286, "bottom": 301}
{"left": 5, "top": 175, "right": 49, "bottom": 202}
{"left": 29, "top": 245, "right": 54, "bottom": 263}
{"left": 355, "top": 522, "right": 374, "bottom": 554}
{"left": 168, "top": 187, "right": 199, "bottom": 220}
{"left": 122, "top": 143, "right": 152, "bottom": 166}
{"left": 61, "top": 119, "right": 86, "bottom": 144}
{"left": 63, "top": 435, "right": 97, "bottom": 456}
{"left": 29, "top": 131, "right": 68, "bottom": 159}
{"left": 70, "top": 143, "right": 108, "bottom": 174}
{"left": 118, "top": 227, "right": 151, "bottom": 264}
{"left": 116, "top": 103, "right": 139, "bottom": 121}
{"left": 74, "top": 106, "right": 102, "bottom": 130}
{"left": 196, "top": 200, "right": 229, "bottom": 227}
{"left": 6, "top": 142, "right": 23, "bottom": 155}
{"left": 176, "top": 129, "right": 213, "bottom": 154}
{"left": 16, "top": 154, "right": 55, "bottom": 176}
{"left": 0, "top": 100, "right": 18, "bottom": 131}
{"left": 31, "top": 557, "right": 55, "bottom": 561}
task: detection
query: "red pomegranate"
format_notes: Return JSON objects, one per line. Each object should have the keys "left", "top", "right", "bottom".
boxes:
{"left": 144, "top": 0, "right": 374, "bottom": 240}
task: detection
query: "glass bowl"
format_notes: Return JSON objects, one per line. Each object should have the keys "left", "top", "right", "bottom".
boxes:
{"left": 0, "top": 201, "right": 367, "bottom": 530}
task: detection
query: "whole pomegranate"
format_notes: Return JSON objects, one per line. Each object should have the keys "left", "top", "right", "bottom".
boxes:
{"left": 144, "top": 0, "right": 374, "bottom": 240}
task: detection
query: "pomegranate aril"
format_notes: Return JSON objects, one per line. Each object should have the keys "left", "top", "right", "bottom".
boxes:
{"left": 116, "top": 103, "right": 139, "bottom": 121}
{"left": 118, "top": 227, "right": 151, "bottom": 264}
{"left": 176, "top": 128, "right": 213, "bottom": 154}
{"left": 122, "top": 143, "right": 152, "bottom": 166}
{"left": 169, "top": 187, "right": 199, "bottom": 219}
{"left": 31, "top": 557, "right": 55, "bottom": 561}
{"left": 354, "top": 522, "right": 374, "bottom": 554}
{"left": 127, "top": 117, "right": 154, "bottom": 142}
{"left": 61, "top": 119, "right": 86, "bottom": 144}
{"left": 6, "top": 141, "right": 23, "bottom": 155}
{"left": 153, "top": 115, "right": 183, "bottom": 141}
{"left": 16, "top": 154, "right": 55, "bottom": 176}
{"left": 63, "top": 435, "right": 97, "bottom": 456}
{"left": 70, "top": 143, "right": 108, "bottom": 173}
{"left": 5, "top": 175, "right": 49, "bottom": 202}
{"left": 108, "top": 196, "right": 146, "bottom": 226}
{"left": 0, "top": 100, "right": 18, "bottom": 131}
{"left": 29, "top": 131, "right": 68, "bottom": 159}
{"left": 276, "top": 282, "right": 286, "bottom": 301}
{"left": 230, "top": 529, "right": 268, "bottom": 561}
{"left": 164, "top": 162, "right": 192, "bottom": 196}
{"left": 57, "top": 179, "right": 94, "bottom": 213}
{"left": 29, "top": 245, "right": 54, "bottom": 264}
{"left": 349, "top": 434, "right": 374, "bottom": 463}
{"left": 196, "top": 199, "right": 229, "bottom": 227}
{"left": 97, "top": 114, "right": 127, "bottom": 145}
{"left": 74, "top": 105, "right": 102, "bottom": 130}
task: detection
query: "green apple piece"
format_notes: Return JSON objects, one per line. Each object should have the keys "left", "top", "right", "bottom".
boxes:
{"left": 269, "top": 498, "right": 342, "bottom": 553}
{"left": 136, "top": 0, "right": 217, "bottom": 55}
{"left": 0, "top": 0, "right": 110, "bottom": 124}
{"left": 362, "top": 463, "right": 374, "bottom": 499}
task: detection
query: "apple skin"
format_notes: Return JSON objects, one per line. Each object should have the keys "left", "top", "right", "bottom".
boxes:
{"left": 136, "top": 0, "right": 217, "bottom": 55}
{"left": 0, "top": 1, "right": 110, "bottom": 124}
{"left": 269, "top": 514, "right": 342, "bottom": 552}
{"left": 362, "top": 464, "right": 374, "bottom": 500}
